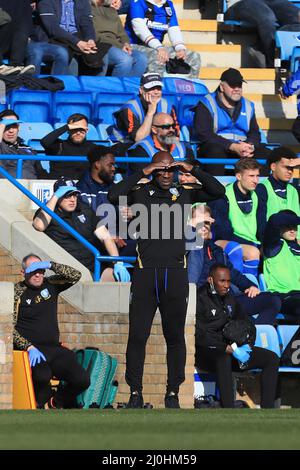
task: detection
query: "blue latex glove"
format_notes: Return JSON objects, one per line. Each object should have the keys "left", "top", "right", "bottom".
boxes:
{"left": 232, "top": 347, "right": 250, "bottom": 364}
{"left": 25, "top": 261, "right": 51, "bottom": 274}
{"left": 0, "top": 118, "right": 22, "bottom": 126}
{"left": 239, "top": 344, "right": 252, "bottom": 354}
{"left": 113, "top": 262, "right": 131, "bottom": 282}
{"left": 28, "top": 347, "right": 46, "bottom": 367}
{"left": 54, "top": 185, "right": 77, "bottom": 199}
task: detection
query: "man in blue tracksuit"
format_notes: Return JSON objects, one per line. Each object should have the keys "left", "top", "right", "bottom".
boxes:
{"left": 193, "top": 67, "right": 270, "bottom": 175}
{"left": 187, "top": 205, "right": 281, "bottom": 325}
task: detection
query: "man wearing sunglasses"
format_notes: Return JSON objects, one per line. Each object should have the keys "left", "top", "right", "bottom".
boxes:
{"left": 108, "top": 151, "right": 225, "bottom": 409}
{"left": 128, "top": 112, "right": 194, "bottom": 173}
{"left": 14, "top": 253, "right": 90, "bottom": 409}
{"left": 41, "top": 113, "right": 99, "bottom": 180}
{"left": 107, "top": 72, "right": 179, "bottom": 145}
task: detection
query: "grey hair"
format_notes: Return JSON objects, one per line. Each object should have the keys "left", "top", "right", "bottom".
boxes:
{"left": 21, "top": 253, "right": 42, "bottom": 270}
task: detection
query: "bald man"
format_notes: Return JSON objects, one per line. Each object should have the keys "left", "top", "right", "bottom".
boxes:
{"left": 108, "top": 151, "right": 225, "bottom": 408}
{"left": 128, "top": 112, "right": 195, "bottom": 173}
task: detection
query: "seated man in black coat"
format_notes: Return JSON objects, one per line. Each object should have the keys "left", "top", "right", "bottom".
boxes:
{"left": 195, "top": 264, "right": 279, "bottom": 408}
{"left": 188, "top": 204, "right": 281, "bottom": 325}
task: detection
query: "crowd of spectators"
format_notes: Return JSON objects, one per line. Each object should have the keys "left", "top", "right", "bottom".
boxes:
{"left": 1, "top": 1, "right": 300, "bottom": 409}
{"left": 0, "top": 0, "right": 200, "bottom": 78}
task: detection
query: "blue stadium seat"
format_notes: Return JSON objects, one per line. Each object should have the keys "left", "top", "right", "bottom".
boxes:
{"left": 93, "top": 92, "right": 135, "bottom": 125}
{"left": 178, "top": 94, "right": 204, "bottom": 128}
{"left": 122, "top": 77, "right": 141, "bottom": 94}
{"left": 19, "top": 122, "right": 53, "bottom": 152}
{"left": 54, "top": 122, "right": 100, "bottom": 141}
{"left": 79, "top": 76, "right": 125, "bottom": 94}
{"left": 38, "top": 75, "right": 82, "bottom": 91}
{"left": 254, "top": 325, "right": 281, "bottom": 357}
{"left": 97, "top": 123, "right": 111, "bottom": 141}
{"left": 277, "top": 325, "right": 300, "bottom": 372}
{"left": 180, "top": 125, "right": 190, "bottom": 142}
{"left": 52, "top": 91, "right": 93, "bottom": 123}
{"left": 259, "top": 273, "right": 267, "bottom": 292}
{"left": 163, "top": 77, "right": 208, "bottom": 96}
{"left": 289, "top": 0, "right": 300, "bottom": 8}
{"left": 10, "top": 90, "right": 53, "bottom": 123}
{"left": 275, "top": 30, "right": 300, "bottom": 72}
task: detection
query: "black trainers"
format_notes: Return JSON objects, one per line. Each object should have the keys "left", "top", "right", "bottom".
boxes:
{"left": 165, "top": 391, "right": 180, "bottom": 409}
{"left": 126, "top": 391, "right": 144, "bottom": 409}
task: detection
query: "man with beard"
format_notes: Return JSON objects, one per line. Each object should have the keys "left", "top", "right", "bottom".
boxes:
{"left": 128, "top": 112, "right": 194, "bottom": 173}
{"left": 77, "top": 145, "right": 136, "bottom": 257}
{"left": 193, "top": 68, "right": 270, "bottom": 175}
{"left": 41, "top": 113, "right": 98, "bottom": 180}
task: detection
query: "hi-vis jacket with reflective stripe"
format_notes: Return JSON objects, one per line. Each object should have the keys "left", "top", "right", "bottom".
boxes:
{"left": 198, "top": 91, "right": 255, "bottom": 142}
{"left": 130, "top": 134, "right": 188, "bottom": 159}
{"left": 107, "top": 96, "right": 171, "bottom": 142}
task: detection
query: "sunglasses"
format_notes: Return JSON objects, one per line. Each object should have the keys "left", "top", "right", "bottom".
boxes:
{"left": 153, "top": 123, "right": 176, "bottom": 130}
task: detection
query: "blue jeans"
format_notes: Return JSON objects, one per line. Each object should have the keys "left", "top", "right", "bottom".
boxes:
{"left": 99, "top": 46, "right": 147, "bottom": 77}
{"left": 225, "top": 0, "right": 300, "bottom": 65}
{"left": 26, "top": 41, "right": 70, "bottom": 74}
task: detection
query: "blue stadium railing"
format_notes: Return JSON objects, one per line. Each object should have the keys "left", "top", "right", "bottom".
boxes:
{"left": 0, "top": 154, "right": 268, "bottom": 179}
{"left": 0, "top": 163, "right": 136, "bottom": 282}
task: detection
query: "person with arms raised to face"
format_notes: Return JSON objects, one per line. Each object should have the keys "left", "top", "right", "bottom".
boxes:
{"left": 108, "top": 151, "right": 225, "bottom": 408}
{"left": 0, "top": 109, "right": 42, "bottom": 179}
{"left": 195, "top": 264, "right": 279, "bottom": 408}
{"left": 33, "top": 177, "right": 131, "bottom": 282}
{"left": 14, "top": 254, "right": 90, "bottom": 409}
{"left": 107, "top": 72, "right": 179, "bottom": 145}
{"left": 41, "top": 113, "right": 99, "bottom": 180}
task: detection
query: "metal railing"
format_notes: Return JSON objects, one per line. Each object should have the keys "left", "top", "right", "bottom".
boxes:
{"left": 0, "top": 163, "right": 136, "bottom": 281}
{"left": 0, "top": 154, "right": 268, "bottom": 179}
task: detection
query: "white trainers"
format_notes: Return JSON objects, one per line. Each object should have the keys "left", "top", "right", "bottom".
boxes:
{"left": 0, "top": 64, "right": 23, "bottom": 75}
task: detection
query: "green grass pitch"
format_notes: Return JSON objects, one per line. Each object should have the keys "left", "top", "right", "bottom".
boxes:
{"left": 1, "top": 409, "right": 300, "bottom": 450}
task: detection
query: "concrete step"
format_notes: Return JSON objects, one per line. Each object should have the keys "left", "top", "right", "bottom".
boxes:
{"left": 244, "top": 94, "right": 297, "bottom": 119}
{"left": 257, "top": 118, "right": 294, "bottom": 131}
{"left": 266, "top": 131, "right": 298, "bottom": 145}
{"left": 200, "top": 68, "right": 276, "bottom": 94}
{"left": 179, "top": 19, "right": 218, "bottom": 44}
{"left": 188, "top": 44, "right": 241, "bottom": 67}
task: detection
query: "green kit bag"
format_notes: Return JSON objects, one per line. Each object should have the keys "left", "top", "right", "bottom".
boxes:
{"left": 75, "top": 348, "right": 118, "bottom": 409}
